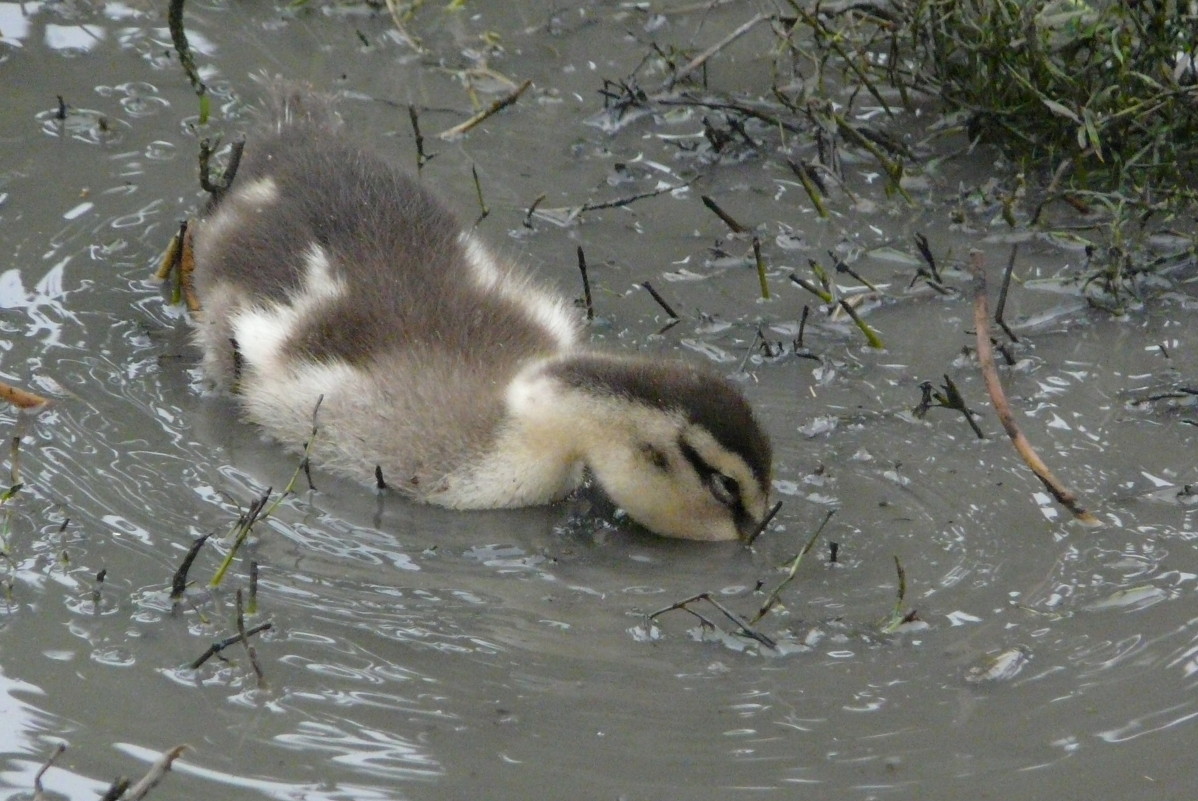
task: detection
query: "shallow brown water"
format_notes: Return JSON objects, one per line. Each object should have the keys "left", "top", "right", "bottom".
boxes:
{"left": 2, "top": 2, "right": 1198, "bottom": 800}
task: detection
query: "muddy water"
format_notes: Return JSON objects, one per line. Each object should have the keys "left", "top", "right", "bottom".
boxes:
{"left": 2, "top": 2, "right": 1197, "bottom": 800}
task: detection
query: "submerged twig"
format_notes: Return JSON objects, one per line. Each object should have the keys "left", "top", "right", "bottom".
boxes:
{"left": 648, "top": 592, "right": 776, "bottom": 649}
{"left": 663, "top": 12, "right": 769, "bottom": 89}
{"left": 969, "top": 250, "right": 1099, "bottom": 524}
{"left": 236, "top": 589, "right": 267, "bottom": 689}
{"left": 437, "top": 79, "right": 532, "bottom": 140}
{"left": 751, "top": 509, "right": 834, "bottom": 623}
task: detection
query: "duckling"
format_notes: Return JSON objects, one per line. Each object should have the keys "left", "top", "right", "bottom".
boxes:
{"left": 189, "top": 88, "right": 772, "bottom": 541}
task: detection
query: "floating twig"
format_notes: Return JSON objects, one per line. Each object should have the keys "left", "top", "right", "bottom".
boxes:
{"left": 0, "top": 381, "right": 49, "bottom": 410}
{"left": 437, "top": 78, "right": 532, "bottom": 140}
{"left": 576, "top": 246, "right": 595, "bottom": 321}
{"left": 969, "top": 250, "right": 1099, "bottom": 524}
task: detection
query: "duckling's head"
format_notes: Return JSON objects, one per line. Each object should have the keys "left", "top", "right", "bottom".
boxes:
{"left": 541, "top": 355, "right": 772, "bottom": 541}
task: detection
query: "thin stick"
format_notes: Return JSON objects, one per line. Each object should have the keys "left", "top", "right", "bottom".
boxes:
{"left": 743, "top": 500, "right": 783, "bottom": 547}
{"left": 640, "top": 281, "right": 680, "bottom": 319}
{"left": 576, "top": 246, "right": 594, "bottom": 320}
{"left": 995, "top": 244, "right": 1020, "bottom": 343}
{"left": 789, "top": 272, "right": 833, "bottom": 303}
{"left": 33, "top": 743, "right": 66, "bottom": 801}
{"left": 788, "top": 158, "right": 829, "bottom": 218}
{"left": 208, "top": 490, "right": 271, "bottom": 589}
{"left": 648, "top": 592, "right": 776, "bottom": 649}
{"left": 171, "top": 534, "right": 209, "bottom": 602}
{"left": 236, "top": 589, "right": 267, "bottom": 688}
{"left": 751, "top": 509, "right": 833, "bottom": 622}
{"left": 879, "top": 556, "right": 918, "bottom": 633}
{"left": 701, "top": 194, "right": 748, "bottom": 233}
{"left": 0, "top": 381, "right": 49, "bottom": 410}
{"left": 470, "top": 164, "right": 489, "bottom": 227}
{"left": 969, "top": 250, "right": 1099, "bottom": 524}
{"left": 126, "top": 745, "right": 188, "bottom": 801}
{"left": 167, "top": 0, "right": 209, "bottom": 123}
{"left": 664, "top": 12, "right": 769, "bottom": 89}
{"left": 437, "top": 79, "right": 532, "bottom": 140}
{"left": 407, "top": 105, "right": 435, "bottom": 172}
{"left": 523, "top": 193, "right": 546, "bottom": 228}
{"left": 736, "top": 329, "right": 763, "bottom": 375}
{"left": 189, "top": 621, "right": 273, "bottom": 669}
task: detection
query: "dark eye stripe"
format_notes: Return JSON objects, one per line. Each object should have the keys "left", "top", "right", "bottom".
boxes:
{"left": 678, "top": 439, "right": 751, "bottom": 529}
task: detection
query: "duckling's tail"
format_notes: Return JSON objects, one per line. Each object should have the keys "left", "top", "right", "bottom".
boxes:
{"left": 250, "top": 72, "right": 343, "bottom": 135}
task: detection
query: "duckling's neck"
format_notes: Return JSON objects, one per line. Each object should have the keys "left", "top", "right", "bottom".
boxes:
{"left": 437, "top": 356, "right": 595, "bottom": 509}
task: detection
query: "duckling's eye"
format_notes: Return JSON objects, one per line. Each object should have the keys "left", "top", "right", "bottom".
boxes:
{"left": 707, "top": 473, "right": 740, "bottom": 507}
{"left": 640, "top": 443, "right": 670, "bottom": 472}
